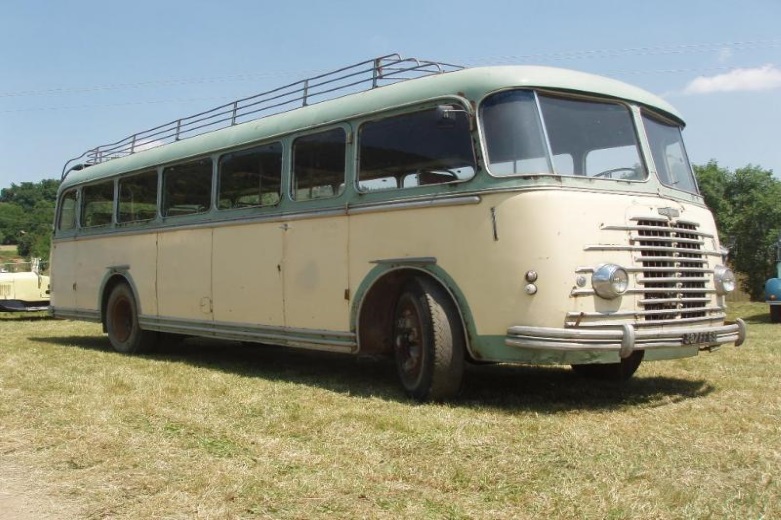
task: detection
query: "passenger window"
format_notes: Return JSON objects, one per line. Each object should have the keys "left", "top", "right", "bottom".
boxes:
{"left": 292, "top": 128, "right": 346, "bottom": 201}
{"left": 81, "top": 182, "right": 114, "bottom": 228}
{"left": 118, "top": 170, "right": 158, "bottom": 223}
{"left": 57, "top": 189, "right": 78, "bottom": 231}
{"left": 163, "top": 158, "right": 213, "bottom": 217}
{"left": 218, "top": 142, "right": 282, "bottom": 209}
{"left": 358, "top": 104, "right": 475, "bottom": 191}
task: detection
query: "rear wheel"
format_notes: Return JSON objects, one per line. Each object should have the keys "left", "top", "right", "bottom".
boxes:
{"left": 392, "top": 277, "right": 465, "bottom": 401}
{"left": 105, "top": 283, "right": 154, "bottom": 354}
{"left": 571, "top": 351, "right": 644, "bottom": 381}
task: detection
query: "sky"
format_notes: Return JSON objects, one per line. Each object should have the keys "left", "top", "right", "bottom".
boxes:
{"left": 1, "top": 0, "right": 780, "bottom": 188}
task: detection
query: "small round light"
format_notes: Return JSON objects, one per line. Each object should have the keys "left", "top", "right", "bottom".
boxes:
{"left": 524, "top": 283, "right": 538, "bottom": 295}
{"left": 591, "top": 264, "right": 629, "bottom": 300}
{"left": 576, "top": 275, "right": 587, "bottom": 288}
{"left": 714, "top": 265, "right": 735, "bottom": 294}
{"left": 525, "top": 270, "right": 538, "bottom": 283}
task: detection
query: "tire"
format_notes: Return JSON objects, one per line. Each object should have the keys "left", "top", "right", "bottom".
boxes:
{"left": 105, "top": 283, "right": 154, "bottom": 354}
{"left": 571, "top": 351, "right": 644, "bottom": 381}
{"left": 770, "top": 305, "right": 781, "bottom": 323}
{"left": 392, "top": 277, "right": 465, "bottom": 401}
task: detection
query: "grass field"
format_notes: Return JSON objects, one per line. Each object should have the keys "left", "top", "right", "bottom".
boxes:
{"left": 1, "top": 302, "right": 778, "bottom": 519}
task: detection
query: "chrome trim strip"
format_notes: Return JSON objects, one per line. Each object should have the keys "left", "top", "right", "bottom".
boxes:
{"left": 566, "top": 306, "right": 725, "bottom": 320}
{"left": 601, "top": 224, "right": 714, "bottom": 238}
{"left": 50, "top": 307, "right": 101, "bottom": 322}
{"left": 348, "top": 195, "right": 481, "bottom": 215}
{"left": 139, "top": 315, "right": 357, "bottom": 353}
{"left": 584, "top": 244, "right": 721, "bottom": 255}
{"left": 370, "top": 257, "right": 437, "bottom": 265}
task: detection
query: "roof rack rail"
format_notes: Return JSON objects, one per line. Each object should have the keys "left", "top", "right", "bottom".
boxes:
{"left": 61, "top": 54, "right": 462, "bottom": 179}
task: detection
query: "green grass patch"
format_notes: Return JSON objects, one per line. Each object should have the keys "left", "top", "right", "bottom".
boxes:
{"left": 1, "top": 304, "right": 779, "bottom": 518}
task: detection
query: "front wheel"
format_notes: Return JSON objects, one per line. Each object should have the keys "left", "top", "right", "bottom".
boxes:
{"left": 770, "top": 305, "right": 781, "bottom": 323}
{"left": 571, "top": 351, "right": 644, "bottom": 381}
{"left": 105, "top": 283, "right": 154, "bottom": 354}
{"left": 392, "top": 277, "right": 465, "bottom": 401}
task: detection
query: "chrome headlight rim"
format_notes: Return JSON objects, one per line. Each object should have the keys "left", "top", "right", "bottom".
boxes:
{"left": 714, "top": 265, "right": 736, "bottom": 295}
{"left": 591, "top": 263, "right": 629, "bottom": 300}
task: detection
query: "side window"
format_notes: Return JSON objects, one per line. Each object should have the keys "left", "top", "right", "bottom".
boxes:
{"left": 118, "top": 170, "right": 158, "bottom": 223}
{"left": 163, "top": 158, "right": 213, "bottom": 217}
{"left": 81, "top": 182, "right": 115, "bottom": 228}
{"left": 358, "top": 104, "right": 475, "bottom": 191}
{"left": 292, "top": 128, "right": 346, "bottom": 201}
{"left": 57, "top": 189, "right": 78, "bottom": 231}
{"left": 218, "top": 142, "right": 282, "bottom": 209}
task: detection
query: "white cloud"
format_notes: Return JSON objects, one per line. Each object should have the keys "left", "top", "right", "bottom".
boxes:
{"left": 684, "top": 64, "right": 781, "bottom": 94}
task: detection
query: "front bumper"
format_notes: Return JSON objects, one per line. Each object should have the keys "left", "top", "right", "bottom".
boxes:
{"left": 506, "top": 319, "right": 746, "bottom": 359}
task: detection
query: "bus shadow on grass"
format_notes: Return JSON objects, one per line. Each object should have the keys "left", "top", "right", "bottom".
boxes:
{"left": 34, "top": 334, "right": 713, "bottom": 412}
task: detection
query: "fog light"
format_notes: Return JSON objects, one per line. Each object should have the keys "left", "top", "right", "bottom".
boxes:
{"left": 524, "top": 283, "right": 538, "bottom": 295}
{"left": 592, "top": 264, "right": 628, "bottom": 300}
{"left": 525, "top": 270, "right": 538, "bottom": 283}
{"left": 714, "top": 265, "right": 735, "bottom": 294}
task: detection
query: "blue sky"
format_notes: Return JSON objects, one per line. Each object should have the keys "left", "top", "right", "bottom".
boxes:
{"left": 1, "top": 0, "right": 779, "bottom": 188}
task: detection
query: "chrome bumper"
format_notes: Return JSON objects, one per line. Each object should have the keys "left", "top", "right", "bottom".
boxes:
{"left": 506, "top": 319, "right": 746, "bottom": 359}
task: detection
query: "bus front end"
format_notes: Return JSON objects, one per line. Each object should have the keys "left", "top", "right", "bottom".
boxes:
{"left": 470, "top": 74, "right": 746, "bottom": 376}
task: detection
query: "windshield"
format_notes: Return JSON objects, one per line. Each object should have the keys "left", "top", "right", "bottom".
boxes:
{"left": 480, "top": 90, "right": 646, "bottom": 181}
{"left": 642, "top": 113, "right": 698, "bottom": 194}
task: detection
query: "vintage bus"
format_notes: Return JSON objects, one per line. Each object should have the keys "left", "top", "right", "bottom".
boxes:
{"left": 51, "top": 54, "right": 745, "bottom": 401}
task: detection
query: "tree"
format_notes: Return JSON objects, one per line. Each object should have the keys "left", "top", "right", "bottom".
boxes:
{"left": 0, "top": 179, "right": 59, "bottom": 259}
{"left": 694, "top": 161, "right": 781, "bottom": 300}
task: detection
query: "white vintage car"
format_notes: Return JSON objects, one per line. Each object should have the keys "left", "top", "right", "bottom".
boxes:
{"left": 0, "top": 260, "right": 50, "bottom": 312}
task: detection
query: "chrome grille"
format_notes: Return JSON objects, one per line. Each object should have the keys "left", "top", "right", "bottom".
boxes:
{"left": 635, "top": 219, "right": 708, "bottom": 321}
{"left": 570, "top": 214, "right": 725, "bottom": 328}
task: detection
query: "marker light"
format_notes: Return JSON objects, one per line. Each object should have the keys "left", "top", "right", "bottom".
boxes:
{"left": 592, "top": 264, "right": 629, "bottom": 300}
{"left": 714, "top": 265, "right": 736, "bottom": 295}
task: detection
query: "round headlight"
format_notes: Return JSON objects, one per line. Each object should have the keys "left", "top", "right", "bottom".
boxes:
{"left": 592, "top": 264, "right": 629, "bottom": 300}
{"left": 714, "top": 265, "right": 736, "bottom": 294}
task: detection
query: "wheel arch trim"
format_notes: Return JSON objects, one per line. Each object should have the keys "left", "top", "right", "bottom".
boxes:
{"left": 97, "top": 266, "right": 143, "bottom": 329}
{"left": 350, "top": 262, "right": 479, "bottom": 359}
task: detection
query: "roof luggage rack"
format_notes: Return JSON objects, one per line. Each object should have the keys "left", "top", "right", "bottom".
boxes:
{"left": 61, "top": 54, "right": 462, "bottom": 179}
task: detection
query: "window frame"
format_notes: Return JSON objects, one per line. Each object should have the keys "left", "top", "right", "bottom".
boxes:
{"left": 290, "top": 126, "right": 348, "bottom": 202}
{"left": 355, "top": 101, "right": 477, "bottom": 194}
{"left": 217, "top": 141, "right": 284, "bottom": 211}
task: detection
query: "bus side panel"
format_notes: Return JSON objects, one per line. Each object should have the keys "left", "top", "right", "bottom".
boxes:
{"left": 50, "top": 240, "right": 77, "bottom": 311}
{"left": 348, "top": 201, "right": 495, "bottom": 320}
{"left": 75, "top": 234, "right": 158, "bottom": 316}
{"left": 157, "top": 228, "right": 213, "bottom": 321}
{"left": 282, "top": 216, "right": 349, "bottom": 331}
{"left": 212, "top": 223, "right": 284, "bottom": 326}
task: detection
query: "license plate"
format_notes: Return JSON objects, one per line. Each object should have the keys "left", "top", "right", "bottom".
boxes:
{"left": 682, "top": 331, "right": 718, "bottom": 345}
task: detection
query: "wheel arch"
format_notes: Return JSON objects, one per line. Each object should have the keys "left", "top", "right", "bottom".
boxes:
{"left": 98, "top": 269, "right": 143, "bottom": 331}
{"left": 351, "top": 263, "right": 478, "bottom": 359}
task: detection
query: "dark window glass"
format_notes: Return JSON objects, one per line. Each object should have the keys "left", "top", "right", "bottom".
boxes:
{"left": 163, "top": 158, "right": 213, "bottom": 217}
{"left": 292, "top": 128, "right": 345, "bottom": 201}
{"left": 57, "top": 189, "right": 78, "bottom": 231}
{"left": 218, "top": 143, "right": 282, "bottom": 209}
{"left": 81, "top": 182, "right": 114, "bottom": 228}
{"left": 118, "top": 170, "right": 158, "bottom": 223}
{"left": 358, "top": 105, "right": 475, "bottom": 191}
{"left": 643, "top": 113, "right": 698, "bottom": 194}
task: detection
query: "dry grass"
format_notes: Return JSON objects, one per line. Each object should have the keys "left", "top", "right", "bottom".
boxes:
{"left": 1, "top": 303, "right": 779, "bottom": 519}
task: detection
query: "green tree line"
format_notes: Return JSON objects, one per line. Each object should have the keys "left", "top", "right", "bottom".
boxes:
{"left": 0, "top": 164, "right": 778, "bottom": 298}
{"left": 694, "top": 161, "right": 780, "bottom": 300}
{"left": 0, "top": 179, "right": 59, "bottom": 259}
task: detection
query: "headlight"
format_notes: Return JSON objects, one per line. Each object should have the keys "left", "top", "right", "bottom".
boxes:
{"left": 592, "top": 264, "right": 629, "bottom": 300}
{"left": 714, "top": 265, "right": 736, "bottom": 294}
